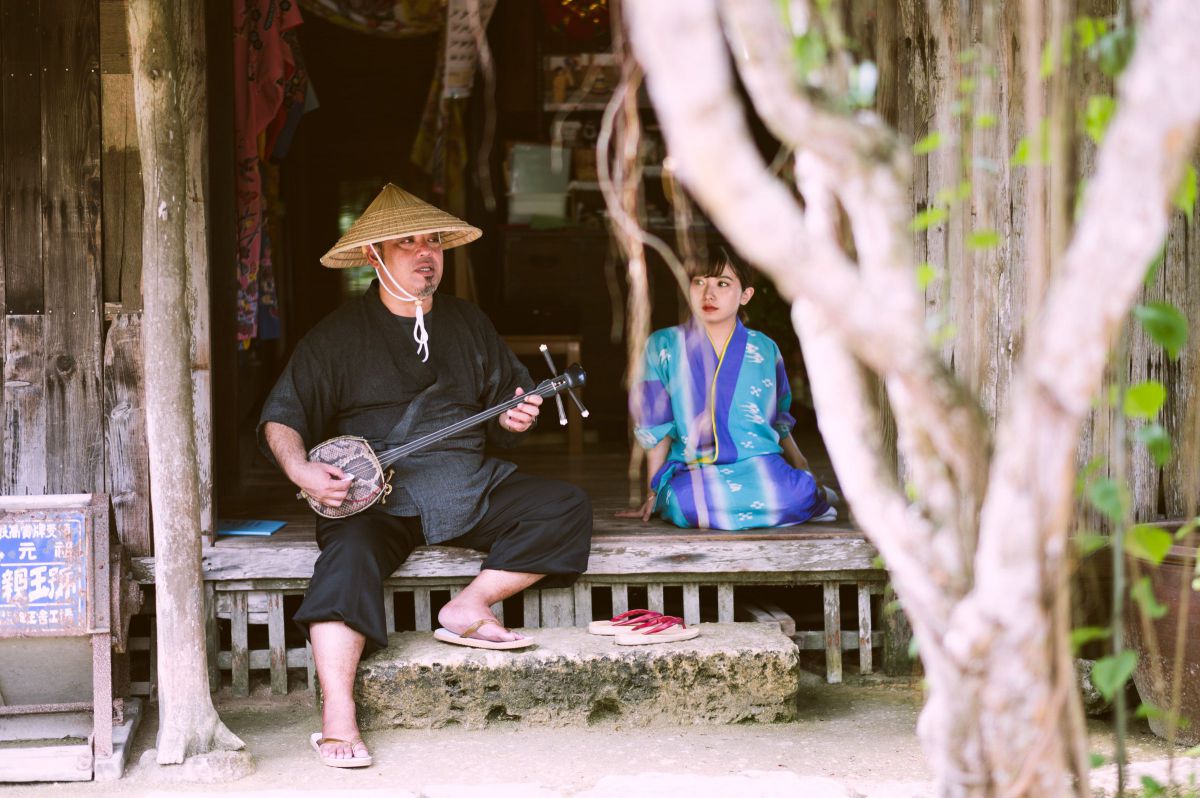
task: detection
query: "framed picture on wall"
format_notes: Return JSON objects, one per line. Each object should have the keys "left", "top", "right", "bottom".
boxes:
{"left": 544, "top": 53, "right": 619, "bottom": 111}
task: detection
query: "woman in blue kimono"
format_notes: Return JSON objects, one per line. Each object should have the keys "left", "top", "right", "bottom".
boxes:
{"left": 621, "top": 252, "right": 836, "bottom": 530}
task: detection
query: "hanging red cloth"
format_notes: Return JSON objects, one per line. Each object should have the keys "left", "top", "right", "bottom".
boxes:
{"left": 233, "top": 1, "right": 308, "bottom": 343}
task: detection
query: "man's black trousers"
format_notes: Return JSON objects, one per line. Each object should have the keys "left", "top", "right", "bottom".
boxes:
{"left": 293, "top": 472, "right": 592, "bottom": 654}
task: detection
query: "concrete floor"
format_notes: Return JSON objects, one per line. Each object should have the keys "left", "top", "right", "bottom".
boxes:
{"left": 2, "top": 673, "right": 1184, "bottom": 797}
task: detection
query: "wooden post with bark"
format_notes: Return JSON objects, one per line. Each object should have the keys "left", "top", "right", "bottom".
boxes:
{"left": 127, "top": 0, "right": 243, "bottom": 763}
{"left": 623, "top": 0, "right": 1200, "bottom": 794}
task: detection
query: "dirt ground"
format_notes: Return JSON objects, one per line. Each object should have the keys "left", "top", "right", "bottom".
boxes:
{"left": 2, "top": 675, "right": 1179, "bottom": 797}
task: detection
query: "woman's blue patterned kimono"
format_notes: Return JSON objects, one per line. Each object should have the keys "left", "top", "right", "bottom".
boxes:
{"left": 631, "top": 320, "right": 833, "bottom": 530}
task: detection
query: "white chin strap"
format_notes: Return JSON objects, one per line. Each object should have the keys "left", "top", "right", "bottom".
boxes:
{"left": 369, "top": 243, "right": 430, "bottom": 362}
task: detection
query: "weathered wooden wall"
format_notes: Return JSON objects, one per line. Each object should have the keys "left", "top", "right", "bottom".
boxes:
{"left": 2, "top": 0, "right": 105, "bottom": 501}
{"left": 99, "top": 0, "right": 152, "bottom": 555}
{"left": 2, "top": 0, "right": 215, "bottom": 557}
{"left": 862, "top": 0, "right": 1197, "bottom": 524}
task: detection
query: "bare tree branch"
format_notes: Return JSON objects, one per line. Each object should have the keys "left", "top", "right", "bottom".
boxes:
{"left": 718, "top": 0, "right": 991, "bottom": 553}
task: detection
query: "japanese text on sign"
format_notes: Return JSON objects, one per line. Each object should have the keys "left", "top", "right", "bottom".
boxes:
{"left": 0, "top": 516, "right": 88, "bottom": 634}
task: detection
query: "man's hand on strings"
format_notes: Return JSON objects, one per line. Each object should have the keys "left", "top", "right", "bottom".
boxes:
{"left": 499, "top": 387, "right": 542, "bottom": 433}
{"left": 293, "top": 460, "right": 354, "bottom": 508}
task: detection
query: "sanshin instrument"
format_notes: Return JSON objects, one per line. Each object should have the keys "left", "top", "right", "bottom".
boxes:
{"left": 299, "top": 363, "right": 587, "bottom": 518}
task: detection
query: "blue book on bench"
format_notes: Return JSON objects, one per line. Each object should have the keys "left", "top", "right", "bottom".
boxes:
{"left": 217, "top": 519, "right": 287, "bottom": 537}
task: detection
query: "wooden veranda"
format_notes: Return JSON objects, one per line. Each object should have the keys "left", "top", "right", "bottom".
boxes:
{"left": 128, "top": 441, "right": 892, "bottom": 696}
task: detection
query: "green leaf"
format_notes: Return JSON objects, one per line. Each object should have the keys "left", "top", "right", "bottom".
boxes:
{"left": 930, "top": 321, "right": 958, "bottom": 348}
{"left": 956, "top": 48, "right": 979, "bottom": 65}
{"left": 1126, "top": 524, "right": 1174, "bottom": 566}
{"left": 791, "top": 31, "right": 829, "bottom": 81}
{"left": 1087, "top": 478, "right": 1127, "bottom": 524}
{"left": 1175, "top": 517, "right": 1200, "bottom": 542}
{"left": 1089, "top": 752, "right": 1106, "bottom": 768}
{"left": 1136, "top": 702, "right": 1164, "bottom": 720}
{"left": 1094, "top": 29, "right": 1135, "bottom": 78}
{"left": 1144, "top": 245, "right": 1166, "bottom": 286}
{"left": 913, "top": 132, "right": 944, "bottom": 155}
{"left": 1184, "top": 743, "right": 1200, "bottom": 757}
{"left": 1084, "top": 95, "right": 1116, "bottom": 144}
{"left": 934, "top": 181, "right": 972, "bottom": 206}
{"left": 1175, "top": 165, "right": 1198, "bottom": 216}
{"left": 1070, "top": 626, "right": 1111, "bottom": 652}
{"left": 1140, "top": 775, "right": 1165, "bottom": 798}
{"left": 1092, "top": 650, "right": 1137, "bottom": 701}
{"left": 872, "top": 555, "right": 886, "bottom": 570}
{"left": 1074, "top": 16, "right": 1107, "bottom": 50}
{"left": 907, "top": 635, "right": 919, "bottom": 659}
{"left": 974, "top": 113, "right": 997, "bottom": 129}
{"left": 1133, "top": 302, "right": 1189, "bottom": 360}
{"left": 958, "top": 78, "right": 976, "bottom": 95}
{"left": 1011, "top": 137, "right": 1032, "bottom": 166}
{"left": 1040, "top": 38, "right": 1058, "bottom": 78}
{"left": 1075, "top": 532, "right": 1110, "bottom": 556}
{"left": 911, "top": 206, "right": 949, "bottom": 232}
{"left": 1130, "top": 575, "right": 1168, "bottom": 619}
{"left": 1123, "top": 380, "right": 1167, "bottom": 419}
{"left": 1073, "top": 177, "right": 1089, "bottom": 223}
{"left": 966, "top": 229, "right": 1002, "bottom": 250}
{"left": 1135, "top": 423, "right": 1173, "bottom": 467}
{"left": 1075, "top": 458, "right": 1106, "bottom": 496}
{"left": 848, "top": 61, "right": 878, "bottom": 109}
{"left": 916, "top": 262, "right": 938, "bottom": 290}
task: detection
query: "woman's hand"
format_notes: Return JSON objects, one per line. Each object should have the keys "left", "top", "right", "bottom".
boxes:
{"left": 499, "top": 387, "right": 542, "bottom": 433}
{"left": 616, "top": 492, "right": 656, "bottom": 521}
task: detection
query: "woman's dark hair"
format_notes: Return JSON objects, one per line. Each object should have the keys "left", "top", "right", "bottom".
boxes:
{"left": 687, "top": 244, "right": 754, "bottom": 289}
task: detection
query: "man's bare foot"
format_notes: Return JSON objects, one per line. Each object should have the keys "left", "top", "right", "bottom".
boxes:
{"left": 317, "top": 736, "right": 370, "bottom": 761}
{"left": 319, "top": 699, "right": 368, "bottom": 761}
{"left": 438, "top": 599, "right": 525, "bottom": 643}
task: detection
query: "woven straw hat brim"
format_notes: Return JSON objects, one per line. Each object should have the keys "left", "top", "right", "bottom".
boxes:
{"left": 319, "top": 183, "right": 482, "bottom": 268}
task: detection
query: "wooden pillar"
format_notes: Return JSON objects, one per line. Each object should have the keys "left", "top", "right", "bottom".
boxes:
{"left": 127, "top": 0, "right": 242, "bottom": 763}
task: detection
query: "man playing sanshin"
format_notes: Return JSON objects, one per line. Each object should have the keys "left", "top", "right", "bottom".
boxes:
{"left": 259, "top": 184, "right": 592, "bottom": 767}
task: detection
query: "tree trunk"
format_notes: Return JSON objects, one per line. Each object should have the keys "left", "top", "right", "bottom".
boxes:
{"left": 127, "top": 0, "right": 243, "bottom": 763}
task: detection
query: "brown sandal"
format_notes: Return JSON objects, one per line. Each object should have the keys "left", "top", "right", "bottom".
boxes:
{"left": 433, "top": 618, "right": 536, "bottom": 650}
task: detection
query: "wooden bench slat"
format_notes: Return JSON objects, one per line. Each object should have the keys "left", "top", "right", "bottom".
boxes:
{"left": 573, "top": 583, "right": 592, "bottom": 626}
{"left": 268, "top": 592, "right": 287, "bottom": 695}
{"left": 858, "top": 582, "right": 873, "bottom": 675}
{"left": 540, "top": 587, "right": 574, "bottom": 627}
{"left": 413, "top": 588, "right": 432, "bottom": 632}
{"left": 384, "top": 590, "right": 396, "bottom": 634}
{"left": 823, "top": 582, "right": 842, "bottom": 684}
{"left": 717, "top": 583, "right": 734, "bottom": 623}
{"left": 647, "top": 583, "right": 664, "bottom": 614}
{"left": 610, "top": 583, "right": 629, "bottom": 616}
{"left": 683, "top": 584, "right": 701, "bottom": 625}
{"left": 230, "top": 592, "right": 249, "bottom": 698}
{"left": 523, "top": 590, "right": 541, "bottom": 628}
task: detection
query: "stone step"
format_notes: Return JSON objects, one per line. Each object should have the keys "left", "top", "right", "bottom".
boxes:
{"left": 355, "top": 622, "right": 799, "bottom": 731}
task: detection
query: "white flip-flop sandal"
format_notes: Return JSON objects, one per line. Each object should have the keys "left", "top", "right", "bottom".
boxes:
{"left": 310, "top": 731, "right": 373, "bottom": 768}
{"left": 433, "top": 618, "right": 536, "bottom": 650}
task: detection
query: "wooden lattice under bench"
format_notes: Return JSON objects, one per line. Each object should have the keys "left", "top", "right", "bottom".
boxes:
{"left": 127, "top": 446, "right": 906, "bottom": 697}
{"left": 131, "top": 527, "right": 892, "bottom": 695}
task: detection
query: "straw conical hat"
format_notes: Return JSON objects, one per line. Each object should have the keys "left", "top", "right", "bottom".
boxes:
{"left": 320, "top": 183, "right": 482, "bottom": 268}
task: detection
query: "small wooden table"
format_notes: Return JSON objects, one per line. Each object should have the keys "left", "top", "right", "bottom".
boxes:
{"left": 504, "top": 335, "right": 584, "bottom": 456}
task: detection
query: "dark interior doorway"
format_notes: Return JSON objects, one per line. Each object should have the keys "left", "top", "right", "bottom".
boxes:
{"left": 208, "top": 0, "right": 825, "bottom": 517}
